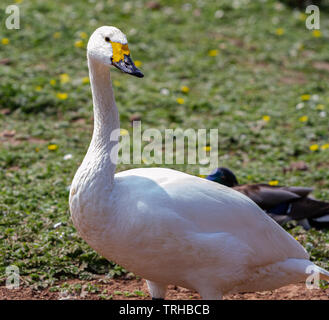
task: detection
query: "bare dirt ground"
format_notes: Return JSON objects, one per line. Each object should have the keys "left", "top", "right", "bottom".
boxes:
{"left": 0, "top": 278, "right": 328, "bottom": 300}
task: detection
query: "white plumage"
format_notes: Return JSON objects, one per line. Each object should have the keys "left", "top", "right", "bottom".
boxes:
{"left": 69, "top": 26, "right": 329, "bottom": 299}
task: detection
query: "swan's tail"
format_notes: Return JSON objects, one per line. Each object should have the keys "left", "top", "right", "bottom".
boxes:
{"left": 315, "top": 265, "right": 329, "bottom": 281}
{"left": 284, "top": 258, "right": 329, "bottom": 282}
{"left": 230, "top": 258, "right": 329, "bottom": 294}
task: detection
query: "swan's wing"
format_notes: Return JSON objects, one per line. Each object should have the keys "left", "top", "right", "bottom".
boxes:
{"left": 115, "top": 168, "right": 308, "bottom": 268}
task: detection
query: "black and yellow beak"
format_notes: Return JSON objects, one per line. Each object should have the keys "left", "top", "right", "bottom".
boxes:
{"left": 112, "top": 54, "right": 144, "bottom": 78}
{"left": 111, "top": 42, "right": 144, "bottom": 78}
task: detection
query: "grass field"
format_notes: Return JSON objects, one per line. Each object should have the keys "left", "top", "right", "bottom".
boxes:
{"left": 0, "top": 0, "right": 329, "bottom": 290}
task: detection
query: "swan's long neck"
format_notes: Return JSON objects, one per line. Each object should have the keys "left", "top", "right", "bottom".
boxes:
{"left": 82, "top": 56, "right": 119, "bottom": 187}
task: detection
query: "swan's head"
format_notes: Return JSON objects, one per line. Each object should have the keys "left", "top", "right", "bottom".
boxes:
{"left": 87, "top": 26, "right": 144, "bottom": 78}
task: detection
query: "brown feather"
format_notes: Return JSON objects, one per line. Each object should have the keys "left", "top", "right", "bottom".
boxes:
{"left": 233, "top": 184, "right": 329, "bottom": 227}
{"left": 289, "top": 197, "right": 329, "bottom": 220}
{"left": 233, "top": 184, "right": 300, "bottom": 210}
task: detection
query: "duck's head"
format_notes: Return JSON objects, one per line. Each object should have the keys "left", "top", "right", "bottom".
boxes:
{"left": 206, "top": 167, "right": 239, "bottom": 187}
{"left": 87, "top": 26, "right": 144, "bottom": 78}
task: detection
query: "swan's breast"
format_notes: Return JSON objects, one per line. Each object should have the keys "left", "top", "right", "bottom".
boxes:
{"left": 69, "top": 166, "right": 118, "bottom": 249}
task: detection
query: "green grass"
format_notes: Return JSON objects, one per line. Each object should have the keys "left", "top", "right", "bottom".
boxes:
{"left": 1, "top": 0, "right": 329, "bottom": 287}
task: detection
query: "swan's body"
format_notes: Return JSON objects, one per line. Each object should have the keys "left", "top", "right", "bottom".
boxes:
{"left": 69, "top": 26, "right": 329, "bottom": 299}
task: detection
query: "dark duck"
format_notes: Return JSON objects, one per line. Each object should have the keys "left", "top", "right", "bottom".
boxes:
{"left": 206, "top": 168, "right": 329, "bottom": 230}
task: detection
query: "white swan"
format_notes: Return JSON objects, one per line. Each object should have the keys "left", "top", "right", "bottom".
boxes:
{"left": 69, "top": 26, "right": 329, "bottom": 300}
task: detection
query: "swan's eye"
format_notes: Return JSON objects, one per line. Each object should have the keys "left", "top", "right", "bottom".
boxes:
{"left": 105, "top": 37, "right": 111, "bottom": 42}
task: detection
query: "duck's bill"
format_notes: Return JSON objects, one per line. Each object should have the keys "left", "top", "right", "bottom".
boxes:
{"left": 112, "top": 55, "right": 144, "bottom": 78}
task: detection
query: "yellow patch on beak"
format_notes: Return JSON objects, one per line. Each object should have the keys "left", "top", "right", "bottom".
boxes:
{"left": 111, "top": 42, "right": 130, "bottom": 63}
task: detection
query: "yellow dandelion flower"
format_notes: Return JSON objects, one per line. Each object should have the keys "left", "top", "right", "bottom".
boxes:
{"left": 299, "top": 115, "right": 308, "bottom": 122}
{"left": 134, "top": 60, "right": 142, "bottom": 68}
{"left": 198, "top": 175, "right": 206, "bottom": 178}
{"left": 79, "top": 31, "right": 88, "bottom": 39}
{"left": 269, "top": 180, "right": 279, "bottom": 186}
{"left": 50, "top": 79, "right": 56, "bottom": 86}
{"left": 82, "top": 77, "right": 90, "bottom": 84}
{"left": 35, "top": 147, "right": 40, "bottom": 153}
{"left": 301, "top": 94, "right": 311, "bottom": 101}
{"left": 181, "top": 86, "right": 190, "bottom": 93}
{"left": 120, "top": 129, "right": 129, "bottom": 136}
{"left": 113, "top": 80, "right": 121, "bottom": 87}
{"left": 316, "top": 104, "right": 325, "bottom": 110}
{"left": 15, "top": 0, "right": 22, "bottom": 3}
{"left": 53, "top": 32, "right": 61, "bottom": 39}
{"left": 74, "top": 40, "right": 84, "bottom": 48}
{"left": 203, "top": 146, "right": 211, "bottom": 152}
{"left": 59, "top": 73, "right": 70, "bottom": 84}
{"left": 56, "top": 92, "right": 68, "bottom": 100}
{"left": 309, "top": 144, "right": 319, "bottom": 151}
{"left": 208, "top": 49, "right": 219, "bottom": 57}
{"left": 276, "top": 28, "right": 284, "bottom": 36}
{"left": 176, "top": 98, "right": 185, "bottom": 104}
{"left": 299, "top": 13, "right": 307, "bottom": 21}
{"left": 321, "top": 144, "right": 329, "bottom": 150}
{"left": 312, "top": 30, "right": 322, "bottom": 38}
{"left": 142, "top": 157, "right": 150, "bottom": 164}
{"left": 48, "top": 144, "right": 58, "bottom": 151}
{"left": 35, "top": 86, "right": 42, "bottom": 92}
{"left": 1, "top": 38, "right": 9, "bottom": 45}
{"left": 262, "top": 115, "right": 271, "bottom": 122}
{"left": 294, "top": 236, "right": 299, "bottom": 241}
